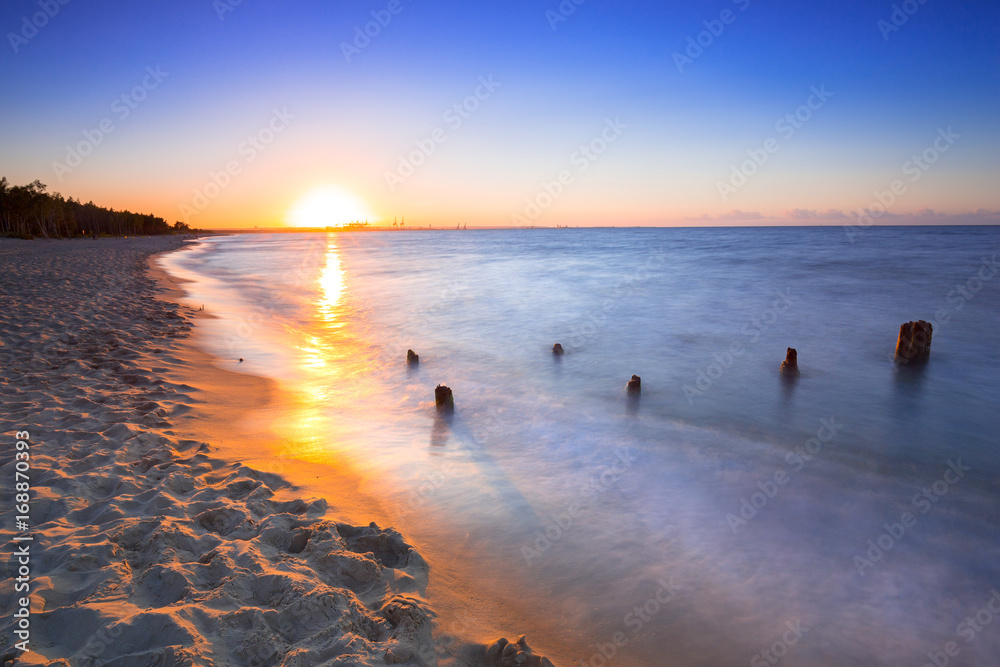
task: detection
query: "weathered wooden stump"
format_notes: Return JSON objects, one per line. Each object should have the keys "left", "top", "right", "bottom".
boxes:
{"left": 895, "top": 320, "right": 933, "bottom": 363}
{"left": 779, "top": 347, "right": 800, "bottom": 376}
{"left": 552, "top": 343, "right": 564, "bottom": 355}
{"left": 407, "top": 349, "right": 419, "bottom": 365}
{"left": 626, "top": 374, "right": 641, "bottom": 394}
{"left": 435, "top": 384, "right": 454, "bottom": 411}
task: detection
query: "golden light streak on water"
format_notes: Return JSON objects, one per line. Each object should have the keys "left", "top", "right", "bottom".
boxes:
{"left": 318, "top": 239, "right": 346, "bottom": 326}
{"left": 296, "top": 236, "right": 350, "bottom": 379}
{"left": 285, "top": 236, "right": 382, "bottom": 468}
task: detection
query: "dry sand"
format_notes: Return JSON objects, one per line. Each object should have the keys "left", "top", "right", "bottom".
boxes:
{"left": 0, "top": 237, "right": 553, "bottom": 667}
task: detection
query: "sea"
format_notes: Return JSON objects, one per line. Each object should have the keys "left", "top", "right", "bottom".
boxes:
{"left": 160, "top": 226, "right": 1000, "bottom": 666}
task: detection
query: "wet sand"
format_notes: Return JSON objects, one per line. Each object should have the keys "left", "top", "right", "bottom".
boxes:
{"left": 151, "top": 244, "right": 566, "bottom": 666}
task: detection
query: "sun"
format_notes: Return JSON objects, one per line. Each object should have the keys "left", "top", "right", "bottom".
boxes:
{"left": 287, "top": 187, "right": 375, "bottom": 228}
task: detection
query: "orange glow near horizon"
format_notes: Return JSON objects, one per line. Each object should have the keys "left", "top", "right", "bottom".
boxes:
{"left": 286, "top": 187, "right": 377, "bottom": 228}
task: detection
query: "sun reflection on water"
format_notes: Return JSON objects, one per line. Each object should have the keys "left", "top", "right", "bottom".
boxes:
{"left": 318, "top": 241, "right": 345, "bottom": 326}
{"left": 286, "top": 236, "right": 376, "bottom": 464}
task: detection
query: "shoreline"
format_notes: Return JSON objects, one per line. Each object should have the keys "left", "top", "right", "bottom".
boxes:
{"left": 196, "top": 223, "right": 1000, "bottom": 233}
{"left": 0, "top": 237, "right": 553, "bottom": 666}
{"left": 149, "top": 240, "right": 563, "bottom": 666}
{"left": 147, "top": 249, "right": 409, "bottom": 542}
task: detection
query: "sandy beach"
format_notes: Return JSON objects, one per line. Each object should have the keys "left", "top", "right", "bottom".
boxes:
{"left": 0, "top": 237, "right": 552, "bottom": 666}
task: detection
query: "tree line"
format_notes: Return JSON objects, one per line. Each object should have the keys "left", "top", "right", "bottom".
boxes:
{"left": 0, "top": 177, "right": 193, "bottom": 239}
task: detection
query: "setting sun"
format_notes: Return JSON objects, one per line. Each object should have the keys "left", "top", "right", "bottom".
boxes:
{"left": 287, "top": 187, "right": 375, "bottom": 228}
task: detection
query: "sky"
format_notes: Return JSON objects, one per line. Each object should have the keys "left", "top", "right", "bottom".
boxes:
{"left": 1, "top": 0, "right": 998, "bottom": 228}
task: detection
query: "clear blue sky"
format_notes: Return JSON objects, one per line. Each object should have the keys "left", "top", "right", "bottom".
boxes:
{"left": 1, "top": 0, "right": 997, "bottom": 227}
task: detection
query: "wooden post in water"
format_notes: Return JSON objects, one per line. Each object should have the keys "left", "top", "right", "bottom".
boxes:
{"left": 435, "top": 384, "right": 454, "bottom": 411}
{"left": 779, "top": 348, "right": 800, "bottom": 376}
{"left": 894, "top": 320, "right": 933, "bottom": 363}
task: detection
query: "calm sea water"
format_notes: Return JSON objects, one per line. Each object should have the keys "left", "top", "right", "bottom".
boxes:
{"left": 162, "top": 227, "right": 1000, "bottom": 666}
